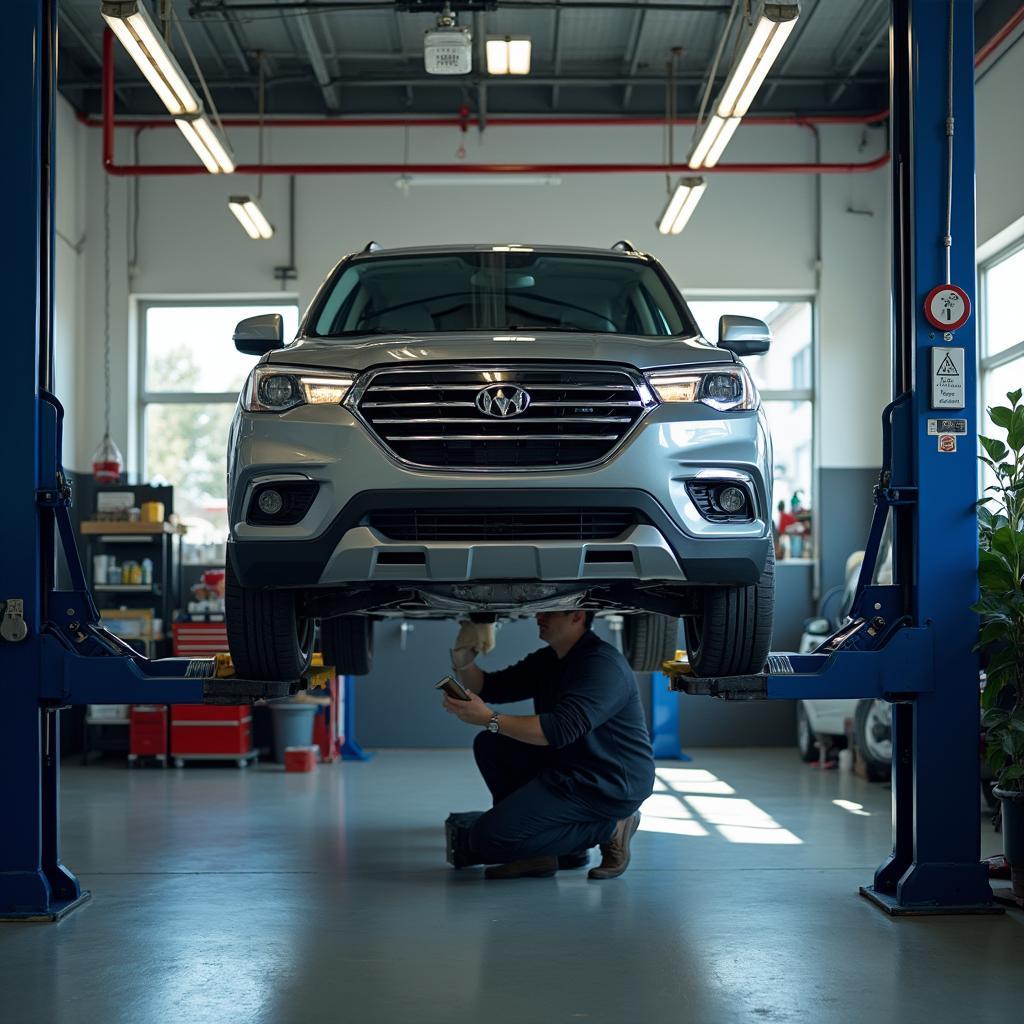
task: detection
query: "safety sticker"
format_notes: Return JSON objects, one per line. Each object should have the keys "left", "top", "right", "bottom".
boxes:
{"left": 931, "top": 346, "right": 965, "bottom": 409}
{"left": 927, "top": 418, "right": 968, "bottom": 435}
{"left": 924, "top": 284, "right": 971, "bottom": 331}
{"left": 937, "top": 434, "right": 957, "bottom": 453}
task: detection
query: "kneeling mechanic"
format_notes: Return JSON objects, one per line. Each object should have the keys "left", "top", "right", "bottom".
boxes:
{"left": 443, "top": 611, "right": 655, "bottom": 880}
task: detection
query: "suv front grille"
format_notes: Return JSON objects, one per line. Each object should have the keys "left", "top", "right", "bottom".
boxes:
{"left": 355, "top": 366, "right": 648, "bottom": 469}
{"left": 367, "top": 508, "right": 639, "bottom": 542}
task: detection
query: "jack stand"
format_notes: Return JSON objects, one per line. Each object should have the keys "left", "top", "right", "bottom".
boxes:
{"left": 339, "top": 675, "right": 374, "bottom": 762}
{"left": 650, "top": 672, "right": 691, "bottom": 761}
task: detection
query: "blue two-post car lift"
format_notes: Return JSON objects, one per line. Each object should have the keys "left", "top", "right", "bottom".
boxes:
{"left": 0, "top": 0, "right": 998, "bottom": 919}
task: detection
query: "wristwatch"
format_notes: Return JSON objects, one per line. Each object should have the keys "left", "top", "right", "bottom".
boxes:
{"left": 487, "top": 712, "right": 501, "bottom": 734}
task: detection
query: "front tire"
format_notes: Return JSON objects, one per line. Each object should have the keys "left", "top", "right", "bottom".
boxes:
{"left": 623, "top": 613, "right": 680, "bottom": 672}
{"left": 225, "top": 558, "right": 314, "bottom": 681}
{"left": 320, "top": 615, "right": 374, "bottom": 676}
{"left": 684, "top": 546, "right": 775, "bottom": 677}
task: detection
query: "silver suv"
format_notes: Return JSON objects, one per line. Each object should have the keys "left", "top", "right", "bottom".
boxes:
{"left": 225, "top": 243, "right": 774, "bottom": 680}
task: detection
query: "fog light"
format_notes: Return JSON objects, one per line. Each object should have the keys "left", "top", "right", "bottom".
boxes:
{"left": 718, "top": 486, "right": 747, "bottom": 514}
{"left": 257, "top": 489, "right": 284, "bottom": 516}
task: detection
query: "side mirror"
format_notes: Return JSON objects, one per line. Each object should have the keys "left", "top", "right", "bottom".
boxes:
{"left": 718, "top": 314, "right": 771, "bottom": 356}
{"left": 234, "top": 313, "right": 285, "bottom": 355}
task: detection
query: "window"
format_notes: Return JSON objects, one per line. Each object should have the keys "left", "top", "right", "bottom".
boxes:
{"left": 310, "top": 252, "right": 697, "bottom": 337}
{"left": 139, "top": 300, "right": 299, "bottom": 546}
{"left": 688, "top": 299, "right": 815, "bottom": 547}
{"left": 981, "top": 243, "right": 1024, "bottom": 419}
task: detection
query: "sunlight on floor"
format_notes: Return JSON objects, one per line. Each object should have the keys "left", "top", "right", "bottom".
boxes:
{"left": 639, "top": 769, "right": 804, "bottom": 845}
{"left": 833, "top": 799, "right": 872, "bottom": 817}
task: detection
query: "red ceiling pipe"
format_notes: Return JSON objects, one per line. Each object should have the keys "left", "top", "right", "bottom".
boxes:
{"left": 83, "top": 111, "right": 891, "bottom": 131}
{"left": 100, "top": 27, "right": 889, "bottom": 175}
{"left": 104, "top": 157, "right": 891, "bottom": 176}
{"left": 975, "top": 3, "right": 1024, "bottom": 67}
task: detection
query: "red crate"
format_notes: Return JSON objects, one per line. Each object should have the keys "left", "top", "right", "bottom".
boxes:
{"left": 285, "top": 746, "right": 318, "bottom": 772}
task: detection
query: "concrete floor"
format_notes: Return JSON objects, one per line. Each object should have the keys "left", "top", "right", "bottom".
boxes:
{"left": 1, "top": 748, "right": 1021, "bottom": 1024}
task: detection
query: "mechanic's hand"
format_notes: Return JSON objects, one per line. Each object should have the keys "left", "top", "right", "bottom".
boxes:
{"left": 442, "top": 689, "right": 493, "bottom": 727}
{"left": 453, "top": 620, "right": 496, "bottom": 656}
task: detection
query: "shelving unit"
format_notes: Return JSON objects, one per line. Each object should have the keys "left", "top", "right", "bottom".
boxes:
{"left": 80, "top": 520, "right": 186, "bottom": 659}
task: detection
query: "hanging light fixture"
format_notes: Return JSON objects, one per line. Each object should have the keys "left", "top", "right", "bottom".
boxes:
{"left": 657, "top": 177, "right": 708, "bottom": 235}
{"left": 486, "top": 37, "right": 532, "bottom": 75}
{"left": 688, "top": 2, "right": 800, "bottom": 170}
{"left": 228, "top": 197, "right": 274, "bottom": 239}
{"left": 228, "top": 54, "right": 273, "bottom": 239}
{"left": 102, "top": 1, "right": 235, "bottom": 174}
{"left": 91, "top": 174, "right": 124, "bottom": 485}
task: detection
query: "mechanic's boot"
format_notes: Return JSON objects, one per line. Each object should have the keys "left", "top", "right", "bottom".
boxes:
{"left": 484, "top": 856, "right": 558, "bottom": 879}
{"left": 588, "top": 812, "right": 641, "bottom": 880}
{"left": 557, "top": 850, "right": 590, "bottom": 870}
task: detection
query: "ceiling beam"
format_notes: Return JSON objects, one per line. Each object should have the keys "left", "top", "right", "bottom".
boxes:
{"left": 831, "top": 0, "right": 885, "bottom": 71}
{"left": 829, "top": 18, "right": 889, "bottom": 104}
{"left": 621, "top": 9, "right": 648, "bottom": 110}
{"left": 58, "top": 6, "right": 131, "bottom": 108}
{"left": 762, "top": 0, "right": 824, "bottom": 106}
{"left": 295, "top": 13, "right": 343, "bottom": 110}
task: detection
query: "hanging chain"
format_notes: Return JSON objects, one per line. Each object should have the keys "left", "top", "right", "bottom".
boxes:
{"left": 103, "top": 172, "right": 112, "bottom": 442}
{"left": 943, "top": 0, "right": 955, "bottom": 284}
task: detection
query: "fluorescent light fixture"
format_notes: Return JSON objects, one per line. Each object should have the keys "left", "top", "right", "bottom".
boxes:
{"left": 101, "top": 1, "right": 200, "bottom": 116}
{"left": 395, "top": 174, "right": 560, "bottom": 188}
{"left": 175, "top": 114, "right": 235, "bottom": 174}
{"left": 688, "top": 115, "right": 741, "bottom": 169}
{"left": 717, "top": 3, "right": 799, "bottom": 118}
{"left": 228, "top": 196, "right": 274, "bottom": 240}
{"left": 657, "top": 177, "right": 707, "bottom": 235}
{"left": 487, "top": 37, "right": 532, "bottom": 75}
{"left": 687, "top": 4, "right": 799, "bottom": 169}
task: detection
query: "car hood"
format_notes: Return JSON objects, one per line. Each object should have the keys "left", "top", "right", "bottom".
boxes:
{"left": 264, "top": 331, "right": 734, "bottom": 373}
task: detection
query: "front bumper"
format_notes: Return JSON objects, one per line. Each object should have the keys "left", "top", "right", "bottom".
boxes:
{"left": 228, "top": 401, "right": 773, "bottom": 589}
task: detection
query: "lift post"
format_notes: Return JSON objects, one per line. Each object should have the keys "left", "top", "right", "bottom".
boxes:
{"left": 670, "top": 0, "right": 996, "bottom": 914}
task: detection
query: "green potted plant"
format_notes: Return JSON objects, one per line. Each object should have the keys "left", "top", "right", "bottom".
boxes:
{"left": 977, "top": 387, "right": 1024, "bottom": 903}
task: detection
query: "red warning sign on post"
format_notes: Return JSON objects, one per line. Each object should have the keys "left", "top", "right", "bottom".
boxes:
{"left": 924, "top": 284, "right": 971, "bottom": 331}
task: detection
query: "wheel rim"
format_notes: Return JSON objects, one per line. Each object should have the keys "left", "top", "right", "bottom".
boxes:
{"left": 862, "top": 701, "right": 892, "bottom": 762}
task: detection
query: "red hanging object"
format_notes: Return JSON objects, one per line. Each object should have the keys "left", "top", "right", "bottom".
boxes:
{"left": 91, "top": 433, "right": 124, "bottom": 484}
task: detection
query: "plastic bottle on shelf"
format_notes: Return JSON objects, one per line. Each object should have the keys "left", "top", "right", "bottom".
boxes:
{"left": 141, "top": 558, "right": 153, "bottom": 585}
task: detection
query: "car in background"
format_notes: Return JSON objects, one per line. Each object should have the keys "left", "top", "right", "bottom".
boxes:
{"left": 223, "top": 242, "right": 775, "bottom": 680}
{"left": 796, "top": 551, "right": 891, "bottom": 780}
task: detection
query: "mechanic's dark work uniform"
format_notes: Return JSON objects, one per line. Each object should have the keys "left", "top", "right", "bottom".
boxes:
{"left": 468, "top": 630, "right": 655, "bottom": 864}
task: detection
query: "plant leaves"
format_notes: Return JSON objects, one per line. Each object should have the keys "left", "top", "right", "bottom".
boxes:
{"left": 1008, "top": 387, "right": 1023, "bottom": 408}
{"left": 1001, "top": 764, "right": 1024, "bottom": 783}
{"left": 989, "top": 405, "right": 1013, "bottom": 430}
{"left": 982, "top": 708, "right": 1010, "bottom": 727}
{"left": 1009, "top": 407, "right": 1024, "bottom": 452}
{"left": 979, "top": 435, "right": 1008, "bottom": 462}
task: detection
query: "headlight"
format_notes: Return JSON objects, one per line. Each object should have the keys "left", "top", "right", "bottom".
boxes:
{"left": 645, "top": 366, "right": 758, "bottom": 411}
{"left": 243, "top": 366, "right": 356, "bottom": 413}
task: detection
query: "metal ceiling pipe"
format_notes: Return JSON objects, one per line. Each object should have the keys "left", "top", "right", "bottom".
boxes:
{"left": 101, "top": 27, "right": 889, "bottom": 176}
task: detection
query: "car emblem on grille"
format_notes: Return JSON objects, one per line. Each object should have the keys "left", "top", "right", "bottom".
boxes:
{"left": 475, "top": 384, "right": 531, "bottom": 418}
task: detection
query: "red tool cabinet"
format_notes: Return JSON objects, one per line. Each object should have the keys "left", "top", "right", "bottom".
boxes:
{"left": 170, "top": 705, "right": 256, "bottom": 768}
{"left": 129, "top": 704, "right": 168, "bottom": 765}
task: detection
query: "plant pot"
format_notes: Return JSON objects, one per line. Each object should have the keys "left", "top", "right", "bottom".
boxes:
{"left": 993, "top": 787, "right": 1024, "bottom": 900}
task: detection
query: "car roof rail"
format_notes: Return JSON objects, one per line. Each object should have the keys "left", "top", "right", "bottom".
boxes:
{"left": 363, "top": 241, "right": 384, "bottom": 253}
{"left": 611, "top": 239, "right": 640, "bottom": 254}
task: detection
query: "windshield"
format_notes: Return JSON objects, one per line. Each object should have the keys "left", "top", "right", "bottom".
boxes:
{"left": 309, "top": 251, "right": 697, "bottom": 337}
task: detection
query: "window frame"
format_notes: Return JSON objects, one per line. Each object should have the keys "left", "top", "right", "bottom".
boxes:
{"left": 136, "top": 295, "right": 299, "bottom": 489}
{"left": 979, "top": 238, "right": 1024, "bottom": 384}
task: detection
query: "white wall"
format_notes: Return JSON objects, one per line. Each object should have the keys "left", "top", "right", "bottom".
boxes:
{"left": 54, "top": 96, "right": 85, "bottom": 469}
{"left": 976, "top": 37, "right": 1024, "bottom": 252}
{"left": 72, "top": 117, "right": 891, "bottom": 474}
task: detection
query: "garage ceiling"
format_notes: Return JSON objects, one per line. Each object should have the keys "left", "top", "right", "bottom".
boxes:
{"left": 58, "top": 0, "right": 1013, "bottom": 118}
